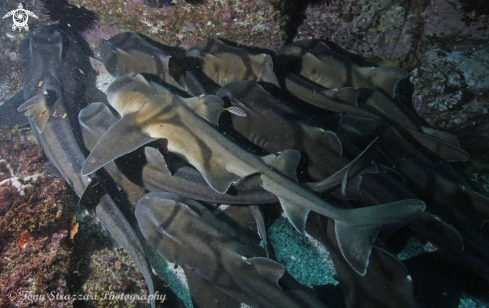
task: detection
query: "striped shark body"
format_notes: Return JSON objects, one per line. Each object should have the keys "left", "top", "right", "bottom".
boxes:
{"left": 136, "top": 192, "right": 328, "bottom": 308}
{"left": 81, "top": 72, "right": 425, "bottom": 275}
{"left": 101, "top": 32, "right": 187, "bottom": 91}
{"left": 276, "top": 39, "right": 470, "bottom": 162}
{"left": 186, "top": 38, "right": 280, "bottom": 87}
{"left": 12, "top": 26, "right": 178, "bottom": 308}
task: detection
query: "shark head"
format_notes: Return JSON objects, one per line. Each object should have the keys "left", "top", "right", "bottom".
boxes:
{"left": 107, "top": 73, "right": 154, "bottom": 116}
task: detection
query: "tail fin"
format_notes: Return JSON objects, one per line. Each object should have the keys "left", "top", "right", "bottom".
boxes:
{"left": 335, "top": 199, "right": 425, "bottom": 275}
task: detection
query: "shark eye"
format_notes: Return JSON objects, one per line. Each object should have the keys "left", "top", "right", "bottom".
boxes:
{"left": 131, "top": 74, "right": 137, "bottom": 80}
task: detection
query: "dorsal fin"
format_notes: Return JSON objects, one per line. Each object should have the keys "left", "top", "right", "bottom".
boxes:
{"left": 180, "top": 95, "right": 223, "bottom": 126}
{"left": 156, "top": 53, "right": 171, "bottom": 69}
{"left": 270, "top": 150, "right": 301, "bottom": 181}
{"left": 245, "top": 257, "right": 285, "bottom": 289}
{"left": 200, "top": 169, "right": 242, "bottom": 194}
{"left": 368, "top": 66, "right": 408, "bottom": 96}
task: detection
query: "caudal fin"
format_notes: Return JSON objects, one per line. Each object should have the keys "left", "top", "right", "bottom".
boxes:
{"left": 335, "top": 199, "right": 425, "bottom": 275}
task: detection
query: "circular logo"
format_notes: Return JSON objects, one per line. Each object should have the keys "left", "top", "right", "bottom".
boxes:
{"left": 2, "top": 3, "right": 38, "bottom": 32}
{"left": 8, "top": 291, "right": 17, "bottom": 300}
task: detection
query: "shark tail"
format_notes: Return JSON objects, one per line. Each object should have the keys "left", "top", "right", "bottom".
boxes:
{"left": 334, "top": 199, "right": 426, "bottom": 276}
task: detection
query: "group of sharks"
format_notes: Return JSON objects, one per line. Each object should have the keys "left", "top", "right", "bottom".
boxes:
{"left": 1, "top": 22, "right": 489, "bottom": 308}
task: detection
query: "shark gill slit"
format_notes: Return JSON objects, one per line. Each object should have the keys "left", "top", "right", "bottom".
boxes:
{"left": 121, "top": 92, "right": 137, "bottom": 113}
{"left": 128, "top": 93, "right": 148, "bottom": 113}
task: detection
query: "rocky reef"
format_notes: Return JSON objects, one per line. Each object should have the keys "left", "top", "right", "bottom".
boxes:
{"left": 1, "top": 0, "right": 489, "bottom": 307}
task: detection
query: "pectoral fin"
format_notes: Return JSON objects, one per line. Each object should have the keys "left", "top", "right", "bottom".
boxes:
{"left": 181, "top": 95, "right": 223, "bottom": 126}
{"left": 249, "top": 205, "right": 271, "bottom": 259}
{"left": 82, "top": 113, "right": 158, "bottom": 175}
{"left": 279, "top": 197, "right": 310, "bottom": 234}
{"left": 17, "top": 93, "right": 52, "bottom": 133}
{"left": 144, "top": 147, "right": 172, "bottom": 175}
{"left": 0, "top": 90, "right": 30, "bottom": 127}
{"left": 265, "top": 150, "right": 309, "bottom": 233}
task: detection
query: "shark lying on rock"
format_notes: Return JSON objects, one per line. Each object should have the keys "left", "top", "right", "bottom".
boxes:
{"left": 101, "top": 32, "right": 187, "bottom": 91}
{"left": 276, "top": 39, "right": 469, "bottom": 162}
{"left": 216, "top": 80, "right": 349, "bottom": 180}
{"left": 136, "top": 192, "right": 328, "bottom": 308}
{"left": 81, "top": 72, "right": 425, "bottom": 275}
{"left": 79, "top": 101, "right": 382, "bottom": 206}
{"left": 0, "top": 23, "right": 180, "bottom": 308}
{"left": 186, "top": 38, "right": 281, "bottom": 88}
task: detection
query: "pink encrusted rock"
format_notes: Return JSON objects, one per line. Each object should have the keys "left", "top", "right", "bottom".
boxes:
{"left": 424, "top": 0, "right": 489, "bottom": 41}
{"left": 296, "top": 0, "right": 488, "bottom": 67}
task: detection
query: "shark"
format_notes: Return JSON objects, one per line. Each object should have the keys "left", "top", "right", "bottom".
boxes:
{"left": 185, "top": 38, "right": 281, "bottom": 87}
{"left": 136, "top": 192, "right": 328, "bottom": 308}
{"left": 337, "top": 114, "right": 489, "bottom": 229}
{"left": 3, "top": 25, "right": 179, "bottom": 308}
{"left": 78, "top": 102, "right": 277, "bottom": 205}
{"left": 81, "top": 72, "right": 425, "bottom": 275}
{"left": 216, "top": 80, "right": 349, "bottom": 181}
{"left": 276, "top": 39, "right": 470, "bottom": 162}
{"left": 101, "top": 32, "right": 187, "bottom": 91}
{"left": 215, "top": 81, "right": 466, "bottom": 256}
{"left": 79, "top": 101, "right": 382, "bottom": 205}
